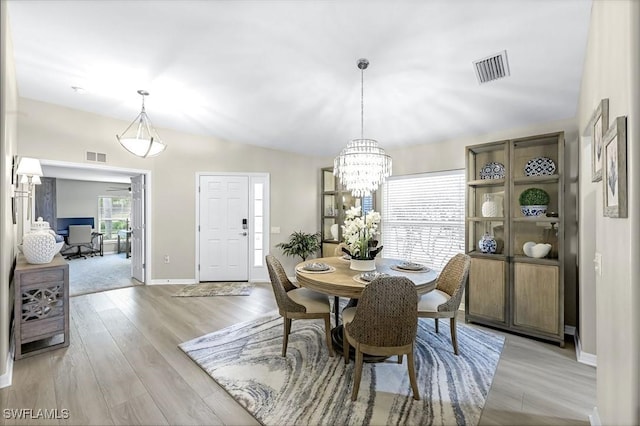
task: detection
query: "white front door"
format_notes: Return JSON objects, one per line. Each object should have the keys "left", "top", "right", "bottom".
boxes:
{"left": 199, "top": 175, "right": 249, "bottom": 281}
{"left": 130, "top": 174, "right": 145, "bottom": 282}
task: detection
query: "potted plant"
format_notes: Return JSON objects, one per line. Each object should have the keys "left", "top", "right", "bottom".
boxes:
{"left": 519, "top": 187, "right": 550, "bottom": 217}
{"left": 276, "top": 231, "right": 321, "bottom": 261}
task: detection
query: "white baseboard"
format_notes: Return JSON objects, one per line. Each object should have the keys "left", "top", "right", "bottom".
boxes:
{"left": 149, "top": 279, "right": 197, "bottom": 285}
{"left": 589, "top": 406, "right": 601, "bottom": 426}
{"left": 0, "top": 339, "right": 15, "bottom": 389}
{"left": 564, "top": 325, "right": 576, "bottom": 336}
{"left": 150, "top": 279, "right": 270, "bottom": 285}
{"left": 575, "top": 332, "right": 597, "bottom": 367}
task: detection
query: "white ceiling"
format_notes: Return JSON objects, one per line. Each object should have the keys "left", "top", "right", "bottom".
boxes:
{"left": 8, "top": 0, "right": 592, "bottom": 157}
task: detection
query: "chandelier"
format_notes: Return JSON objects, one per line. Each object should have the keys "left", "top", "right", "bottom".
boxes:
{"left": 334, "top": 58, "right": 392, "bottom": 197}
{"left": 117, "top": 90, "right": 167, "bottom": 158}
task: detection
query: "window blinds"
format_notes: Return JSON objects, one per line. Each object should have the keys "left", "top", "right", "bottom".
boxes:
{"left": 382, "top": 169, "right": 465, "bottom": 271}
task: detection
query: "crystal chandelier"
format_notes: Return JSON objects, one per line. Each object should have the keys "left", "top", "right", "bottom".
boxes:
{"left": 334, "top": 58, "right": 392, "bottom": 197}
{"left": 117, "top": 90, "right": 167, "bottom": 158}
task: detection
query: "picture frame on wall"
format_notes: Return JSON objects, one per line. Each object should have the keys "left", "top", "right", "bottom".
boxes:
{"left": 588, "top": 98, "right": 609, "bottom": 182}
{"left": 603, "top": 116, "right": 627, "bottom": 218}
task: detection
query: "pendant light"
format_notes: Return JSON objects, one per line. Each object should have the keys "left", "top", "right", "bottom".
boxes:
{"left": 334, "top": 58, "right": 392, "bottom": 197}
{"left": 117, "top": 90, "right": 167, "bottom": 158}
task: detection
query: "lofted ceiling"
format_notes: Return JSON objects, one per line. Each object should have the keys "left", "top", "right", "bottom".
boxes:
{"left": 7, "top": 0, "right": 592, "bottom": 158}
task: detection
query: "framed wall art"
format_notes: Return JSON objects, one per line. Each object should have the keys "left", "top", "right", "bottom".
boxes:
{"left": 603, "top": 116, "right": 627, "bottom": 218}
{"left": 587, "top": 98, "right": 609, "bottom": 182}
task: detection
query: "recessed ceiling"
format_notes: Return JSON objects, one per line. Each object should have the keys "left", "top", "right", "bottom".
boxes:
{"left": 7, "top": 0, "right": 592, "bottom": 157}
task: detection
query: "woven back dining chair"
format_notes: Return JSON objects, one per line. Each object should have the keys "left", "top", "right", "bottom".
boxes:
{"left": 417, "top": 253, "right": 471, "bottom": 355}
{"left": 342, "top": 276, "right": 420, "bottom": 401}
{"left": 265, "top": 255, "right": 334, "bottom": 357}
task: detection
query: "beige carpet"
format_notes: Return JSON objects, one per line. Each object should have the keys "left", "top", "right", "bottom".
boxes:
{"left": 173, "top": 282, "right": 254, "bottom": 297}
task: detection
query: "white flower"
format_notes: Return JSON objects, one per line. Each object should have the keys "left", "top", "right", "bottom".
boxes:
{"left": 341, "top": 208, "right": 382, "bottom": 260}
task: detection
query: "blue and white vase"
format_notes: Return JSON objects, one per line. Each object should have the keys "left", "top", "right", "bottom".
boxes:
{"left": 520, "top": 205, "right": 548, "bottom": 217}
{"left": 478, "top": 233, "right": 497, "bottom": 254}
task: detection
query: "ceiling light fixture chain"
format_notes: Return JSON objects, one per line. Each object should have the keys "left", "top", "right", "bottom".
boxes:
{"left": 334, "top": 58, "right": 391, "bottom": 198}
{"left": 359, "top": 58, "right": 368, "bottom": 140}
{"left": 116, "top": 90, "right": 167, "bottom": 158}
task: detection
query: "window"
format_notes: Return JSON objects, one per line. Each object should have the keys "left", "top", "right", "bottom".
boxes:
{"left": 98, "top": 196, "right": 131, "bottom": 241}
{"left": 382, "top": 169, "right": 465, "bottom": 271}
{"left": 253, "top": 182, "right": 264, "bottom": 267}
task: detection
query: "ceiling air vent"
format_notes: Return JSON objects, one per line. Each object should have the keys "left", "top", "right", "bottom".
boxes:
{"left": 86, "top": 151, "right": 107, "bottom": 163}
{"left": 473, "top": 50, "right": 510, "bottom": 84}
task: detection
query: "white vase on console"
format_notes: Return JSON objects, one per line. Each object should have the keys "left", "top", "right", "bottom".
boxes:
{"left": 20, "top": 217, "right": 63, "bottom": 264}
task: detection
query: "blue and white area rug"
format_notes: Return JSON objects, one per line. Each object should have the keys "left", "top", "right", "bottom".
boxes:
{"left": 180, "top": 312, "right": 504, "bottom": 425}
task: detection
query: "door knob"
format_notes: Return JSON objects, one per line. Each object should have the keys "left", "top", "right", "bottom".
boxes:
{"left": 240, "top": 231, "right": 248, "bottom": 236}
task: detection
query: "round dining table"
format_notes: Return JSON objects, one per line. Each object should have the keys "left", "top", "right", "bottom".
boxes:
{"left": 295, "top": 256, "right": 437, "bottom": 360}
{"left": 296, "top": 256, "right": 437, "bottom": 296}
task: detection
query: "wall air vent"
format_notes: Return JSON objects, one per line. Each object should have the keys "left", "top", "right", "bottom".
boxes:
{"left": 86, "top": 151, "right": 107, "bottom": 163}
{"left": 473, "top": 50, "right": 510, "bottom": 84}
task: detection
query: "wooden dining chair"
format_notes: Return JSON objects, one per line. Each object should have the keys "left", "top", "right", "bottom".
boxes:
{"left": 342, "top": 276, "right": 420, "bottom": 401}
{"left": 417, "top": 253, "right": 470, "bottom": 355}
{"left": 265, "top": 255, "right": 334, "bottom": 357}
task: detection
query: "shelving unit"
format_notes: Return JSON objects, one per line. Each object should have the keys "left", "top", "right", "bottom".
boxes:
{"left": 319, "top": 167, "right": 374, "bottom": 257}
{"left": 465, "top": 132, "right": 565, "bottom": 346}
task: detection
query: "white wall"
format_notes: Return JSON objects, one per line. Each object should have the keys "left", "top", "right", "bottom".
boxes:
{"left": 0, "top": 0, "right": 19, "bottom": 383}
{"left": 387, "top": 118, "right": 577, "bottom": 175}
{"left": 577, "top": 1, "right": 639, "bottom": 424}
{"left": 17, "top": 98, "right": 329, "bottom": 279}
{"left": 56, "top": 179, "right": 128, "bottom": 219}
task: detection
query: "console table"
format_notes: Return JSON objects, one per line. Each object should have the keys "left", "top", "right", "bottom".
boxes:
{"left": 13, "top": 254, "right": 69, "bottom": 359}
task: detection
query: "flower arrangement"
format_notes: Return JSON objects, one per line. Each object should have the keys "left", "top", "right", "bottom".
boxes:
{"left": 342, "top": 206, "right": 383, "bottom": 260}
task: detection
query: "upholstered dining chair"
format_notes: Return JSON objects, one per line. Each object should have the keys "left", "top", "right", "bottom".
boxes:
{"left": 342, "top": 276, "right": 420, "bottom": 401}
{"left": 333, "top": 242, "right": 348, "bottom": 256}
{"left": 265, "top": 255, "right": 334, "bottom": 357}
{"left": 417, "top": 253, "right": 471, "bottom": 355}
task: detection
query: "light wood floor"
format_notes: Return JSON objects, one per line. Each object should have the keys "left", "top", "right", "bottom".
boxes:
{"left": 1, "top": 283, "right": 595, "bottom": 425}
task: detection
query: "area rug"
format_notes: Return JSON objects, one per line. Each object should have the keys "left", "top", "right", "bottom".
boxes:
{"left": 173, "top": 282, "right": 254, "bottom": 297}
{"left": 179, "top": 312, "right": 504, "bottom": 425}
{"left": 68, "top": 253, "right": 140, "bottom": 297}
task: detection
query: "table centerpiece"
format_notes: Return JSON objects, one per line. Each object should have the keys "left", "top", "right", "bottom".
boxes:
{"left": 341, "top": 206, "right": 383, "bottom": 271}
